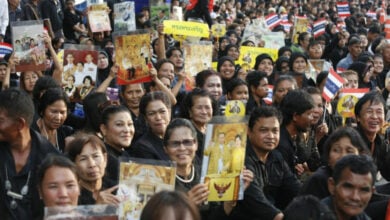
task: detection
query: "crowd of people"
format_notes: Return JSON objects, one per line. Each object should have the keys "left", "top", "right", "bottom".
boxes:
{"left": 1, "top": 0, "right": 390, "bottom": 219}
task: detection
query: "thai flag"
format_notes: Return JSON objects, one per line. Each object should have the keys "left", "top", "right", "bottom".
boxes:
{"left": 313, "top": 19, "right": 326, "bottom": 38}
{"left": 307, "top": 25, "right": 312, "bottom": 34}
{"left": 265, "top": 13, "right": 281, "bottom": 30}
{"left": 337, "top": 2, "right": 351, "bottom": 18}
{"left": 339, "top": 88, "right": 370, "bottom": 99}
{"left": 367, "top": 10, "right": 377, "bottom": 19}
{"left": 263, "top": 85, "right": 273, "bottom": 105}
{"left": 0, "top": 43, "right": 13, "bottom": 59}
{"left": 280, "top": 14, "right": 288, "bottom": 22}
{"left": 280, "top": 21, "right": 292, "bottom": 33}
{"left": 322, "top": 67, "right": 345, "bottom": 102}
{"left": 385, "top": 16, "right": 390, "bottom": 40}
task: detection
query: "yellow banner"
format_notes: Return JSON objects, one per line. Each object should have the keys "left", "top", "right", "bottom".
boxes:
{"left": 238, "top": 46, "right": 278, "bottom": 70}
{"left": 163, "top": 20, "right": 209, "bottom": 38}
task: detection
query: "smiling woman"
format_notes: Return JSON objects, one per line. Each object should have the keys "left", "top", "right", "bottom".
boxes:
{"left": 37, "top": 154, "right": 80, "bottom": 208}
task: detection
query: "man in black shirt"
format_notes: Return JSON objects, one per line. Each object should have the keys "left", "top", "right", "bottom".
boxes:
{"left": 231, "top": 106, "right": 301, "bottom": 220}
{"left": 0, "top": 88, "right": 58, "bottom": 219}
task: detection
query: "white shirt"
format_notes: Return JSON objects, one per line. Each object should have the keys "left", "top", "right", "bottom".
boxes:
{"left": 0, "top": 0, "right": 9, "bottom": 35}
{"left": 83, "top": 62, "right": 97, "bottom": 81}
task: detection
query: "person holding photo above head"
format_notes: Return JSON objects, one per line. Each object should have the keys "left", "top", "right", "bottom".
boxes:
{"left": 149, "top": 65, "right": 177, "bottom": 106}
{"left": 129, "top": 91, "right": 171, "bottom": 161}
{"left": 245, "top": 71, "right": 269, "bottom": 115}
{"left": 181, "top": 88, "right": 216, "bottom": 159}
{"left": 67, "top": 132, "right": 120, "bottom": 205}
{"left": 163, "top": 118, "right": 253, "bottom": 218}
{"left": 37, "top": 154, "right": 80, "bottom": 208}
{"left": 288, "top": 52, "right": 315, "bottom": 89}
{"left": 230, "top": 106, "right": 301, "bottom": 220}
{"left": 33, "top": 87, "right": 74, "bottom": 152}
{"left": 0, "top": 88, "right": 58, "bottom": 219}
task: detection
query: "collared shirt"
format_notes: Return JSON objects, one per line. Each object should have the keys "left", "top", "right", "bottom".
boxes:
{"left": 337, "top": 53, "right": 354, "bottom": 70}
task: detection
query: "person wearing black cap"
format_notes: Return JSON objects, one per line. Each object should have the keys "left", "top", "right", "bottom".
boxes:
{"left": 337, "top": 35, "right": 363, "bottom": 71}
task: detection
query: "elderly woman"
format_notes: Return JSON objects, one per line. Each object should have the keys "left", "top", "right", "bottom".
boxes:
{"left": 163, "top": 118, "right": 253, "bottom": 217}
{"left": 33, "top": 87, "right": 74, "bottom": 152}
{"left": 67, "top": 132, "right": 120, "bottom": 205}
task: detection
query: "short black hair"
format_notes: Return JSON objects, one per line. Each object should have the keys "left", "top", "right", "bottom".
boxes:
{"left": 284, "top": 195, "right": 336, "bottom": 220}
{"left": 354, "top": 91, "right": 385, "bottom": 118}
{"left": 163, "top": 118, "right": 197, "bottom": 147}
{"left": 181, "top": 88, "right": 217, "bottom": 119}
{"left": 165, "top": 47, "right": 182, "bottom": 59}
{"left": 280, "top": 89, "right": 314, "bottom": 125}
{"left": 0, "top": 88, "right": 35, "bottom": 126}
{"left": 139, "top": 91, "right": 171, "bottom": 116}
{"left": 248, "top": 106, "right": 282, "bottom": 130}
{"left": 246, "top": 70, "right": 267, "bottom": 89}
{"left": 38, "top": 87, "right": 69, "bottom": 117}
{"left": 332, "top": 154, "right": 376, "bottom": 186}
{"left": 195, "top": 69, "right": 221, "bottom": 88}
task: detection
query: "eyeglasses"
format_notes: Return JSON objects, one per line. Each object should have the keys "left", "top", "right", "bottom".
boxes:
{"left": 167, "top": 139, "right": 195, "bottom": 148}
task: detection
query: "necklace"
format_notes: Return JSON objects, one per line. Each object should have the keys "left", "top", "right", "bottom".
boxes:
{"left": 176, "top": 165, "right": 195, "bottom": 183}
{"left": 5, "top": 166, "right": 31, "bottom": 209}
{"left": 40, "top": 119, "right": 59, "bottom": 151}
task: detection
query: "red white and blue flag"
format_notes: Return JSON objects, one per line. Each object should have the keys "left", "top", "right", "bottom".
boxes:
{"left": 280, "top": 14, "right": 288, "bottom": 22}
{"left": 313, "top": 19, "right": 326, "bottom": 38}
{"left": 280, "top": 21, "right": 292, "bottom": 33}
{"left": 265, "top": 13, "right": 281, "bottom": 30}
{"left": 0, "top": 43, "right": 13, "bottom": 59}
{"left": 367, "top": 10, "right": 377, "bottom": 19}
{"left": 322, "top": 67, "right": 345, "bottom": 102}
{"left": 337, "top": 2, "right": 351, "bottom": 18}
{"left": 263, "top": 85, "right": 273, "bottom": 105}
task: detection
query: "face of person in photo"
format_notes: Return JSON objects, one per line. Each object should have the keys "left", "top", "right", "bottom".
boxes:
{"left": 328, "top": 168, "right": 373, "bottom": 220}
{"left": 257, "top": 58, "right": 273, "bottom": 76}
{"left": 158, "top": 62, "right": 175, "bottom": 81}
{"left": 66, "top": 54, "right": 74, "bottom": 65}
{"left": 310, "top": 93, "right": 324, "bottom": 125}
{"left": 84, "top": 77, "right": 91, "bottom": 87}
{"left": 0, "top": 109, "right": 19, "bottom": 142}
{"left": 67, "top": 76, "right": 75, "bottom": 86}
{"left": 39, "top": 166, "right": 80, "bottom": 207}
{"left": 228, "top": 84, "right": 249, "bottom": 101}
{"left": 169, "top": 50, "right": 184, "bottom": 69}
{"left": 219, "top": 60, "right": 235, "bottom": 80}
{"left": 345, "top": 74, "right": 358, "bottom": 89}
{"left": 292, "top": 57, "right": 307, "bottom": 74}
{"left": 85, "top": 54, "right": 93, "bottom": 63}
{"left": 77, "top": 63, "right": 83, "bottom": 71}
{"left": 294, "top": 108, "right": 314, "bottom": 132}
